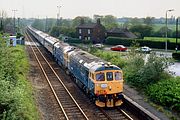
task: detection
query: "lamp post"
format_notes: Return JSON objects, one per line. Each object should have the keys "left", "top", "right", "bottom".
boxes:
{"left": 12, "top": 9, "right": 17, "bottom": 34}
{"left": 57, "top": 5, "right": 61, "bottom": 26}
{"left": 165, "top": 9, "right": 174, "bottom": 51}
{"left": 176, "top": 18, "right": 179, "bottom": 52}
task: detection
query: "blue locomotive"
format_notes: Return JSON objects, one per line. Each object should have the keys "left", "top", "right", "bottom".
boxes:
{"left": 27, "top": 26, "right": 124, "bottom": 107}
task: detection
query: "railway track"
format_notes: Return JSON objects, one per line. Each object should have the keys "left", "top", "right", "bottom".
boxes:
{"left": 26, "top": 31, "right": 89, "bottom": 120}
{"left": 25, "top": 29, "right": 158, "bottom": 120}
{"left": 99, "top": 108, "right": 134, "bottom": 120}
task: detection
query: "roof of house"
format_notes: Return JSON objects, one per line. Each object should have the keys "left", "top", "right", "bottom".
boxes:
{"left": 107, "top": 28, "right": 137, "bottom": 38}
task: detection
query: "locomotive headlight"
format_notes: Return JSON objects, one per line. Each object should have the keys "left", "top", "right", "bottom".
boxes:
{"left": 109, "top": 86, "right": 112, "bottom": 91}
{"left": 101, "top": 84, "right": 107, "bottom": 88}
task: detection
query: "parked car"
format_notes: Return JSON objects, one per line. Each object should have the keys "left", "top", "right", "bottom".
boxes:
{"left": 111, "top": 45, "right": 128, "bottom": 51}
{"left": 136, "top": 46, "right": 152, "bottom": 53}
{"left": 92, "top": 44, "right": 104, "bottom": 48}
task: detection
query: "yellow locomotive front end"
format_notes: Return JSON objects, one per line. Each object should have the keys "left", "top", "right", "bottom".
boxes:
{"left": 93, "top": 68, "right": 124, "bottom": 107}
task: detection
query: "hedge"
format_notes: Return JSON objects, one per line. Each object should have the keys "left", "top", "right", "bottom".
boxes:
{"left": 66, "top": 37, "right": 82, "bottom": 43}
{"left": 172, "top": 52, "right": 180, "bottom": 60}
{"left": 105, "top": 37, "right": 180, "bottom": 50}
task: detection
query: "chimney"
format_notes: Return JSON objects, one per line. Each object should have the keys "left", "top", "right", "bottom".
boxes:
{"left": 97, "top": 18, "right": 101, "bottom": 25}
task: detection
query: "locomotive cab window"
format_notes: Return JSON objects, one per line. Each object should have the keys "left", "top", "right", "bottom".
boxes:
{"left": 115, "top": 72, "right": 122, "bottom": 80}
{"left": 96, "top": 72, "right": 105, "bottom": 81}
{"left": 106, "top": 72, "right": 113, "bottom": 81}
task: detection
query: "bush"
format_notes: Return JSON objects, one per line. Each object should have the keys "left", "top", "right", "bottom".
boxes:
{"left": 0, "top": 34, "right": 39, "bottom": 120}
{"left": 124, "top": 52, "right": 171, "bottom": 89}
{"left": 172, "top": 52, "right": 180, "bottom": 60}
{"left": 146, "top": 77, "right": 180, "bottom": 112}
{"left": 66, "top": 37, "right": 82, "bottom": 43}
{"left": 90, "top": 49, "right": 127, "bottom": 68}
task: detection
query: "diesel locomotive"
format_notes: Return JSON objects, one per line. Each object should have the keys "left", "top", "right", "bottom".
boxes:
{"left": 27, "top": 26, "right": 124, "bottom": 107}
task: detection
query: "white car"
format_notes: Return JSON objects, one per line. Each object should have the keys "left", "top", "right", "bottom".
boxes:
{"left": 136, "top": 46, "right": 152, "bottom": 53}
{"left": 92, "top": 44, "right": 104, "bottom": 48}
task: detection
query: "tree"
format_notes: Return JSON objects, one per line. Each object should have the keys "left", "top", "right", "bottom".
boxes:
{"left": 130, "top": 17, "right": 142, "bottom": 26}
{"left": 72, "top": 16, "right": 92, "bottom": 27}
{"left": 49, "top": 26, "right": 61, "bottom": 37}
{"left": 154, "top": 26, "right": 173, "bottom": 37}
{"left": 143, "top": 17, "right": 155, "bottom": 26}
{"left": 130, "top": 25, "right": 153, "bottom": 38}
{"left": 31, "top": 19, "right": 45, "bottom": 31}
{"left": 101, "top": 15, "right": 118, "bottom": 30}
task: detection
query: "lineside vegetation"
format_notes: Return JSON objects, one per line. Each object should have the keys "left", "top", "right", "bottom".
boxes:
{"left": 0, "top": 34, "right": 39, "bottom": 119}
{"left": 90, "top": 47, "right": 180, "bottom": 115}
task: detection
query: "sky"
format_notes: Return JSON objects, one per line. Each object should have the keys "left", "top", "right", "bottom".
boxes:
{"left": 0, "top": 0, "right": 180, "bottom": 19}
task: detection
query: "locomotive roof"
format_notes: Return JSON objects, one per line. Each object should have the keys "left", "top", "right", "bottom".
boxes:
{"left": 70, "top": 49, "right": 121, "bottom": 72}
{"left": 72, "top": 50, "right": 103, "bottom": 64}
{"left": 45, "top": 36, "right": 59, "bottom": 45}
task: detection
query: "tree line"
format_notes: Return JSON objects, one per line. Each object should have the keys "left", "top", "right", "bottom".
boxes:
{"left": 31, "top": 15, "right": 179, "bottom": 40}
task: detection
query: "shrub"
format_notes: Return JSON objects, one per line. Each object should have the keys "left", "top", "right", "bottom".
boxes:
{"left": 66, "top": 37, "right": 82, "bottom": 43}
{"left": 0, "top": 34, "right": 39, "bottom": 120}
{"left": 90, "top": 49, "right": 127, "bottom": 68}
{"left": 172, "top": 52, "right": 180, "bottom": 60}
{"left": 124, "top": 52, "right": 171, "bottom": 89}
{"left": 146, "top": 77, "right": 180, "bottom": 112}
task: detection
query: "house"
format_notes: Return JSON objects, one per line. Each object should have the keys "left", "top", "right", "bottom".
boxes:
{"left": 76, "top": 18, "right": 106, "bottom": 44}
{"left": 106, "top": 28, "right": 137, "bottom": 39}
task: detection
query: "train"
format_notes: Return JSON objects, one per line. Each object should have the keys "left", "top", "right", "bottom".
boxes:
{"left": 27, "top": 26, "right": 124, "bottom": 107}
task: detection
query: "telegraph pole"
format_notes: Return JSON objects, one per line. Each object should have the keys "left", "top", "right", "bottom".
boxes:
{"left": 12, "top": 9, "right": 17, "bottom": 35}
{"left": 57, "top": 5, "right": 61, "bottom": 26}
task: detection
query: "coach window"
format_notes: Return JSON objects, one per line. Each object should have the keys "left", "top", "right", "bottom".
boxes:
{"left": 106, "top": 72, "right": 113, "bottom": 81}
{"left": 115, "top": 72, "right": 122, "bottom": 80}
{"left": 96, "top": 72, "right": 105, "bottom": 81}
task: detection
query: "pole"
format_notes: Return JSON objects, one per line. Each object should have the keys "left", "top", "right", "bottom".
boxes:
{"left": 57, "top": 5, "right": 61, "bottom": 26}
{"left": 12, "top": 10, "right": 17, "bottom": 35}
{"left": 176, "top": 18, "right": 179, "bottom": 52}
{"left": 165, "top": 11, "right": 168, "bottom": 51}
{"left": 165, "top": 9, "right": 174, "bottom": 51}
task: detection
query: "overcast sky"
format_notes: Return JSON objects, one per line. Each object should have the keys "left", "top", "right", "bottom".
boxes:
{"left": 0, "top": 0, "right": 180, "bottom": 19}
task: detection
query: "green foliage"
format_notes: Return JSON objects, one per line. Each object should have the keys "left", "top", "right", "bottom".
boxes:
{"left": 66, "top": 37, "right": 82, "bottom": 43}
{"left": 144, "top": 37, "right": 180, "bottom": 43}
{"left": 143, "top": 17, "right": 155, "bottom": 26}
{"left": 50, "top": 26, "right": 76, "bottom": 38}
{"left": 101, "top": 15, "right": 118, "bottom": 30}
{"left": 0, "top": 35, "right": 38, "bottom": 120}
{"left": 124, "top": 52, "right": 171, "bottom": 89}
{"left": 130, "top": 25, "right": 153, "bottom": 38}
{"left": 72, "top": 16, "right": 92, "bottom": 27}
{"left": 146, "top": 77, "right": 180, "bottom": 112}
{"left": 90, "top": 49, "right": 127, "bottom": 68}
{"left": 31, "top": 19, "right": 45, "bottom": 31}
{"left": 172, "top": 52, "right": 180, "bottom": 60}
{"left": 49, "top": 26, "right": 61, "bottom": 37}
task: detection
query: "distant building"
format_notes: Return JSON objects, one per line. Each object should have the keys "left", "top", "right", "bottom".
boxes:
{"left": 76, "top": 18, "right": 106, "bottom": 44}
{"left": 8, "top": 36, "right": 17, "bottom": 46}
{"left": 107, "top": 28, "right": 137, "bottom": 39}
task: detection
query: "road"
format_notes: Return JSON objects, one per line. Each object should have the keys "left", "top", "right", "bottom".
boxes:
{"left": 168, "top": 62, "right": 180, "bottom": 76}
